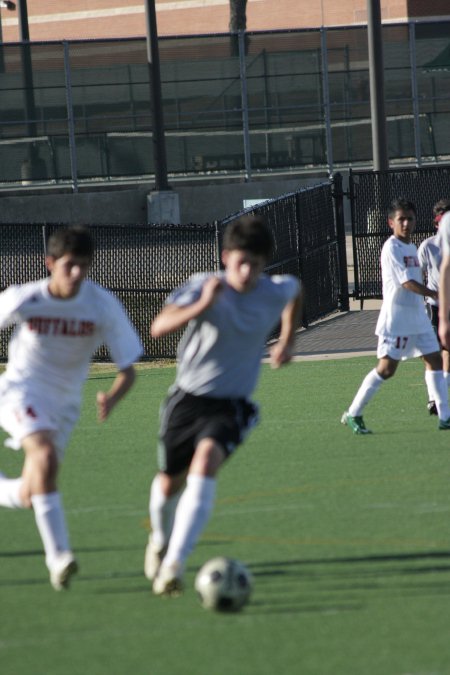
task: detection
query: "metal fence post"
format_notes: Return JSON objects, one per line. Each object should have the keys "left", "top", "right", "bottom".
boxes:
{"left": 63, "top": 40, "right": 78, "bottom": 193}
{"left": 214, "top": 221, "right": 222, "bottom": 271}
{"left": 409, "top": 21, "right": 422, "bottom": 167}
{"left": 320, "top": 27, "right": 334, "bottom": 174}
{"left": 238, "top": 30, "right": 252, "bottom": 181}
{"left": 333, "top": 173, "right": 350, "bottom": 311}
{"left": 145, "top": 0, "right": 170, "bottom": 191}
{"left": 42, "top": 224, "right": 52, "bottom": 278}
{"left": 367, "top": 0, "right": 389, "bottom": 170}
{"left": 294, "top": 191, "right": 308, "bottom": 327}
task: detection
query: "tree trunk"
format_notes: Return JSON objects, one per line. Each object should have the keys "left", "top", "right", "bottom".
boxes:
{"left": 229, "top": 0, "right": 247, "bottom": 31}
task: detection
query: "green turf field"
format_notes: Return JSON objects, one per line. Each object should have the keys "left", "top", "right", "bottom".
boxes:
{"left": 2, "top": 357, "right": 450, "bottom": 675}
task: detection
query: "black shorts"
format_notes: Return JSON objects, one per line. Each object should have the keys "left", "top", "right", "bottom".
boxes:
{"left": 426, "top": 304, "right": 439, "bottom": 331}
{"left": 426, "top": 304, "right": 448, "bottom": 351}
{"left": 157, "top": 388, "right": 259, "bottom": 476}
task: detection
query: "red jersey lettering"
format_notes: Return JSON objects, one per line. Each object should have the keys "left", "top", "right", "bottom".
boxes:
{"left": 27, "top": 317, "right": 95, "bottom": 336}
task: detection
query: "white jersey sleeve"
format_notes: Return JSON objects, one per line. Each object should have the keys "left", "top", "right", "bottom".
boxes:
{"left": 0, "top": 285, "right": 30, "bottom": 330}
{"left": 417, "top": 239, "right": 426, "bottom": 269}
{"left": 375, "top": 237, "right": 430, "bottom": 335}
{"left": 0, "top": 279, "right": 142, "bottom": 404}
{"left": 417, "top": 234, "right": 441, "bottom": 304}
{"left": 95, "top": 288, "right": 143, "bottom": 369}
{"left": 441, "top": 212, "right": 450, "bottom": 256}
{"left": 385, "top": 237, "right": 419, "bottom": 285}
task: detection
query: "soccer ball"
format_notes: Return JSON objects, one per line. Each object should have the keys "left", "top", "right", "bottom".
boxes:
{"left": 195, "top": 557, "right": 253, "bottom": 612}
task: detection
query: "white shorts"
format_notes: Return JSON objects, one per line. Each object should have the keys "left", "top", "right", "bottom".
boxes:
{"left": 377, "top": 329, "right": 440, "bottom": 361}
{"left": 0, "top": 379, "right": 79, "bottom": 458}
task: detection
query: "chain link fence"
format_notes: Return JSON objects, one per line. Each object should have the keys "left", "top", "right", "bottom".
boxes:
{"left": 219, "top": 181, "right": 345, "bottom": 323}
{"left": 349, "top": 165, "right": 450, "bottom": 303}
{"left": 0, "top": 181, "right": 347, "bottom": 361}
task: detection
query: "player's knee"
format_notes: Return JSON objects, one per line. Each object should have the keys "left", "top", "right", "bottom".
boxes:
{"left": 191, "top": 439, "right": 225, "bottom": 476}
{"left": 18, "top": 485, "right": 33, "bottom": 509}
{"left": 159, "top": 470, "right": 186, "bottom": 497}
{"left": 376, "top": 366, "right": 395, "bottom": 380}
{"left": 425, "top": 352, "right": 443, "bottom": 370}
{"left": 29, "top": 443, "right": 59, "bottom": 483}
{"left": 376, "top": 358, "right": 398, "bottom": 379}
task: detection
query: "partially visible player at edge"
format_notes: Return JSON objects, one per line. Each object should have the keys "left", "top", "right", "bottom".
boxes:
{"left": 145, "top": 215, "right": 303, "bottom": 596}
{"left": 438, "top": 211, "right": 450, "bottom": 351}
{"left": 342, "top": 197, "right": 450, "bottom": 434}
{"left": 0, "top": 226, "right": 142, "bottom": 590}
{"left": 418, "top": 198, "right": 450, "bottom": 415}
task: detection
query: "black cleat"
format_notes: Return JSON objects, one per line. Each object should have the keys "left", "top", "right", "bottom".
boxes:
{"left": 427, "top": 400, "right": 438, "bottom": 416}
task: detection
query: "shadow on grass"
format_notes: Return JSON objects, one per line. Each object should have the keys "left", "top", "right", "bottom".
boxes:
{"left": 243, "top": 549, "right": 450, "bottom": 613}
{"left": 250, "top": 549, "right": 450, "bottom": 570}
{"left": 4, "top": 548, "right": 450, "bottom": 610}
{"left": 0, "top": 549, "right": 43, "bottom": 558}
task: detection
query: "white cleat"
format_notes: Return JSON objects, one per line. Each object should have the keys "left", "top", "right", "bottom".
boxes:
{"left": 152, "top": 562, "right": 184, "bottom": 597}
{"left": 144, "top": 537, "right": 167, "bottom": 581}
{"left": 49, "top": 552, "right": 78, "bottom": 591}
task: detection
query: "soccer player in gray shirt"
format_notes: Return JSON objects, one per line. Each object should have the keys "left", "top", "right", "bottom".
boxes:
{"left": 145, "top": 215, "right": 303, "bottom": 596}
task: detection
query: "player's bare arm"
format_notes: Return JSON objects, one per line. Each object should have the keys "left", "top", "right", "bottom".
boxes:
{"left": 96, "top": 365, "right": 136, "bottom": 422}
{"left": 269, "top": 287, "right": 304, "bottom": 368}
{"left": 439, "top": 255, "right": 450, "bottom": 349}
{"left": 402, "top": 279, "right": 438, "bottom": 300}
{"left": 151, "top": 276, "right": 223, "bottom": 338}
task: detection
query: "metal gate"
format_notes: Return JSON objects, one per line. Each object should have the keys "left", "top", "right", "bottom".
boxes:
{"left": 348, "top": 166, "right": 450, "bottom": 304}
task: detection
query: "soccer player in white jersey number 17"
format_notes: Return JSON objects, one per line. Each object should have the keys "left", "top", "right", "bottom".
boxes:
{"left": 342, "top": 197, "right": 450, "bottom": 434}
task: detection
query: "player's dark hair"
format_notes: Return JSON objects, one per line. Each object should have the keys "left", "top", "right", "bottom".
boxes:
{"left": 388, "top": 197, "right": 416, "bottom": 218}
{"left": 223, "top": 215, "right": 273, "bottom": 259}
{"left": 433, "top": 198, "right": 450, "bottom": 218}
{"left": 47, "top": 226, "right": 94, "bottom": 260}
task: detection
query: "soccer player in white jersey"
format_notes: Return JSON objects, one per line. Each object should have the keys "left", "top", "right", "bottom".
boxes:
{"left": 418, "top": 199, "right": 450, "bottom": 415}
{"left": 144, "top": 215, "right": 303, "bottom": 596}
{"left": 342, "top": 197, "right": 450, "bottom": 434}
{"left": 439, "top": 211, "right": 450, "bottom": 350}
{"left": 0, "top": 226, "right": 142, "bottom": 590}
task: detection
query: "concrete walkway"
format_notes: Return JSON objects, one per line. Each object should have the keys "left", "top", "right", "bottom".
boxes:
{"left": 289, "top": 234, "right": 381, "bottom": 361}
{"left": 291, "top": 310, "right": 379, "bottom": 361}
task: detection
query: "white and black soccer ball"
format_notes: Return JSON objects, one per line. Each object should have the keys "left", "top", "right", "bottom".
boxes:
{"left": 195, "top": 557, "right": 253, "bottom": 612}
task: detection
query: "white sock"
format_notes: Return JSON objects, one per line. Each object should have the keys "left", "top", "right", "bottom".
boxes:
{"left": 444, "top": 371, "right": 450, "bottom": 387}
{"left": 348, "top": 368, "right": 385, "bottom": 416}
{"left": 425, "top": 370, "right": 435, "bottom": 402}
{"left": 0, "top": 476, "right": 25, "bottom": 508}
{"left": 149, "top": 475, "right": 182, "bottom": 549}
{"left": 425, "top": 370, "right": 450, "bottom": 420}
{"left": 163, "top": 474, "right": 216, "bottom": 570}
{"left": 31, "top": 492, "right": 71, "bottom": 569}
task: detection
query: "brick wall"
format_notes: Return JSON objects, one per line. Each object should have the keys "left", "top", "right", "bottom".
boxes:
{"left": 0, "top": 0, "right": 447, "bottom": 43}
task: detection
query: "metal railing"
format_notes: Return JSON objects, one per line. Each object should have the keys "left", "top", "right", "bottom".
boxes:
{"left": 1, "top": 21, "right": 450, "bottom": 188}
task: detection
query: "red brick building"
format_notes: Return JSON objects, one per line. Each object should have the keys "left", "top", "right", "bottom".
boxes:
{"left": 1, "top": 0, "right": 450, "bottom": 43}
